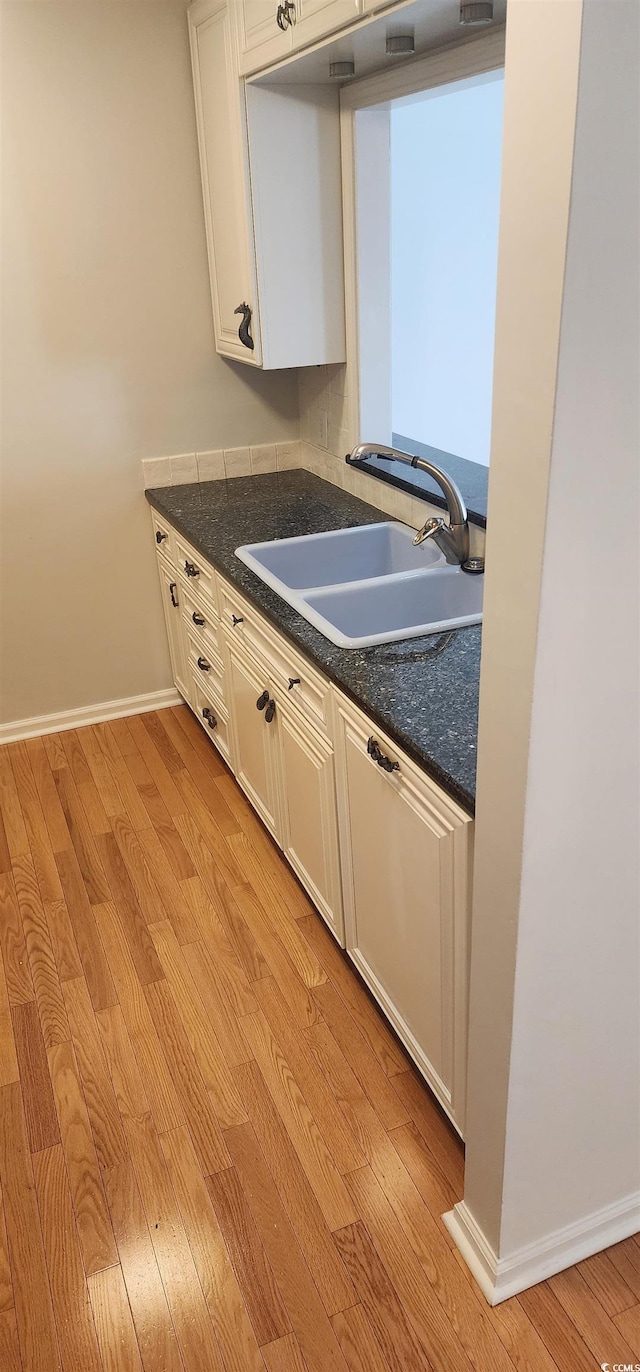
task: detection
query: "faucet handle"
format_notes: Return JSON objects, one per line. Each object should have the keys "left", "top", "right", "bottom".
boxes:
{"left": 413, "top": 517, "right": 445, "bottom": 548}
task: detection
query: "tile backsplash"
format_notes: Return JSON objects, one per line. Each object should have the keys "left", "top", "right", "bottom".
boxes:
{"left": 141, "top": 441, "right": 302, "bottom": 489}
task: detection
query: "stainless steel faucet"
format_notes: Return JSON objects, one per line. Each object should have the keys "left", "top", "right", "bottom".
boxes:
{"left": 348, "top": 443, "right": 470, "bottom": 566}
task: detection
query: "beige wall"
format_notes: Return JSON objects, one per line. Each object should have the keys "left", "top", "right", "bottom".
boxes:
{"left": 0, "top": 0, "right": 298, "bottom": 727}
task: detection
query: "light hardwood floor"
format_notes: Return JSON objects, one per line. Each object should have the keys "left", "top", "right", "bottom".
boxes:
{"left": 0, "top": 705, "right": 638, "bottom": 1372}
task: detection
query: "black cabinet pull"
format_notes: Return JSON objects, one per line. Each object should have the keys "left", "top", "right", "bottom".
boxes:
{"left": 184, "top": 561, "right": 200, "bottom": 577}
{"left": 231, "top": 614, "right": 244, "bottom": 627}
{"left": 256, "top": 690, "right": 269, "bottom": 711}
{"left": 169, "top": 582, "right": 179, "bottom": 608}
{"left": 156, "top": 530, "right": 168, "bottom": 544}
{"left": 276, "top": 4, "right": 287, "bottom": 30}
{"left": 197, "top": 656, "right": 210, "bottom": 672}
{"left": 282, "top": 0, "right": 295, "bottom": 23}
{"left": 367, "top": 736, "right": 399, "bottom": 773}
{"left": 202, "top": 707, "right": 217, "bottom": 730}
{"left": 288, "top": 677, "right": 301, "bottom": 691}
{"left": 265, "top": 698, "right": 276, "bottom": 724}
{"left": 234, "top": 302, "right": 254, "bottom": 351}
{"left": 192, "top": 611, "right": 206, "bottom": 626}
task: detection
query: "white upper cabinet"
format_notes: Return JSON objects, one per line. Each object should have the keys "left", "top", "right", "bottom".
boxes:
{"left": 189, "top": 0, "right": 346, "bottom": 368}
{"left": 237, "top": 0, "right": 362, "bottom": 76}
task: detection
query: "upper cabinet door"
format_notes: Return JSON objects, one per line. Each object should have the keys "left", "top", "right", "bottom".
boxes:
{"left": 188, "top": 0, "right": 263, "bottom": 364}
{"left": 291, "top": 0, "right": 361, "bottom": 50}
{"left": 237, "top": 0, "right": 293, "bottom": 74}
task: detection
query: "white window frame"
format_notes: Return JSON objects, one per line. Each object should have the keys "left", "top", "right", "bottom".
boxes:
{"left": 339, "top": 27, "right": 506, "bottom": 449}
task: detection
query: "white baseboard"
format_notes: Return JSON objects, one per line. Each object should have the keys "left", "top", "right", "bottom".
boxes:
{"left": 444, "top": 1193, "right": 640, "bottom": 1305}
{"left": 0, "top": 687, "right": 183, "bottom": 746}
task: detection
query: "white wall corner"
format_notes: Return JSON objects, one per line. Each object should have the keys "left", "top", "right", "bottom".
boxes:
{"left": 444, "top": 1194, "right": 640, "bottom": 1306}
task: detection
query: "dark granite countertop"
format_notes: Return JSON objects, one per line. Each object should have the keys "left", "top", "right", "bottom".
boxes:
{"left": 145, "top": 471, "right": 481, "bottom": 814}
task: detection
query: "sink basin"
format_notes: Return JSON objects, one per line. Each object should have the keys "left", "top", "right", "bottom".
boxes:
{"left": 235, "top": 520, "right": 482, "bottom": 649}
{"left": 236, "top": 521, "right": 444, "bottom": 591}
{"left": 301, "top": 566, "right": 483, "bottom": 648}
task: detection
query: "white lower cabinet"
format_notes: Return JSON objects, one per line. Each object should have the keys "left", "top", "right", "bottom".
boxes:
{"left": 224, "top": 637, "right": 282, "bottom": 840}
{"left": 155, "top": 556, "right": 191, "bottom": 705}
{"left": 332, "top": 693, "right": 473, "bottom": 1131}
{"left": 152, "top": 516, "right": 472, "bottom": 1132}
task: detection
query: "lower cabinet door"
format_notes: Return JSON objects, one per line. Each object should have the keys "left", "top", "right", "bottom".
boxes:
{"left": 225, "top": 641, "right": 281, "bottom": 840}
{"left": 156, "top": 557, "right": 191, "bottom": 704}
{"left": 333, "top": 694, "right": 472, "bottom": 1132}
{"left": 278, "top": 701, "right": 344, "bottom": 944}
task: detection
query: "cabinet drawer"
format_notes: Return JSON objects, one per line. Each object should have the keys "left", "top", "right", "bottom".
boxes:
{"left": 190, "top": 678, "right": 232, "bottom": 767}
{"left": 181, "top": 585, "right": 221, "bottom": 663}
{"left": 185, "top": 625, "right": 225, "bottom": 704}
{"left": 175, "top": 534, "right": 218, "bottom": 610}
{"left": 218, "top": 576, "right": 331, "bottom": 736}
{"left": 151, "top": 510, "right": 176, "bottom": 563}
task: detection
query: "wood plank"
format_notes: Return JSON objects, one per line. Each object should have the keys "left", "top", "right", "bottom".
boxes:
{"left": 174, "top": 811, "right": 244, "bottom": 915}
{"left": 239, "top": 1010, "right": 356, "bottom": 1233}
{"left": 261, "top": 1333, "right": 308, "bottom": 1372}
{"left": 144, "top": 977, "right": 230, "bottom": 1176}
{"left": 13, "top": 851, "right": 70, "bottom": 1048}
{"left": 136, "top": 828, "right": 198, "bottom": 943}
{"left": 333, "top": 1222, "right": 431, "bottom": 1372}
{"left": 55, "top": 847, "right": 118, "bottom": 1011}
{"left": 77, "top": 771, "right": 113, "bottom": 838}
{"left": 577, "top": 1247, "right": 638, "bottom": 1317}
{"left": 160, "top": 1124, "right": 265, "bottom": 1372}
{"left": 42, "top": 732, "right": 68, "bottom": 771}
{"left": 0, "top": 871, "right": 34, "bottom": 1005}
{"left": 8, "top": 742, "right": 63, "bottom": 902}
{"left": 0, "top": 748, "right": 29, "bottom": 859}
{"left": 206, "top": 1164, "right": 290, "bottom": 1348}
{"left": 93, "top": 903, "right": 183, "bottom": 1135}
{"left": 0, "top": 942, "right": 19, "bottom": 1088}
{"left": 331, "top": 1304, "right": 393, "bottom": 1372}
{"left": 487, "top": 1297, "right": 566, "bottom": 1372}
{"left": 103, "top": 1158, "right": 184, "bottom": 1372}
{"left": 183, "top": 938, "right": 255, "bottom": 1070}
{"left": 0, "top": 1081, "right": 61, "bottom": 1372}
{"left": 98, "top": 728, "right": 156, "bottom": 831}
{"left": 614, "top": 1303, "right": 640, "bottom": 1357}
{"left": 122, "top": 1110, "right": 226, "bottom": 1371}
{"left": 0, "top": 1186, "right": 13, "bottom": 1313}
{"left": 519, "top": 1282, "right": 612, "bottom": 1372}
{"left": 97, "top": 830, "right": 164, "bottom": 985}
{"left": 96, "top": 1003, "right": 151, "bottom": 1123}
{"left": 175, "top": 787, "right": 245, "bottom": 893}
{"left": 0, "top": 812, "right": 11, "bottom": 875}
{"left": 0, "top": 1309, "right": 21, "bottom": 1372}
{"left": 388, "top": 1120, "right": 459, "bottom": 1221}
{"left": 88, "top": 1263, "right": 144, "bottom": 1372}
{"left": 549, "top": 1264, "right": 639, "bottom": 1366}
{"left": 141, "top": 712, "right": 185, "bottom": 776}
{"left": 77, "top": 731, "right": 122, "bottom": 817}
{"left": 159, "top": 707, "right": 239, "bottom": 837}
{"left": 298, "top": 913, "right": 407, "bottom": 1076}
{"left": 224, "top": 1122, "right": 351, "bottom": 1372}
{"left": 183, "top": 871, "right": 268, "bottom": 989}
{"left": 255, "top": 977, "right": 363, "bottom": 1174}
{"left": 228, "top": 828, "right": 320, "bottom": 965}
{"left": 11, "top": 1000, "right": 60, "bottom": 1153}
{"left": 25, "top": 736, "right": 70, "bottom": 852}
{"left": 305, "top": 1018, "right": 394, "bottom": 1172}
{"left": 54, "top": 767, "right": 111, "bottom": 905}
{"left": 110, "top": 814, "right": 171, "bottom": 927}
{"left": 32, "top": 1144, "right": 103, "bottom": 1372}
{"left": 61, "top": 731, "right": 94, "bottom": 786}
{"left": 235, "top": 1059, "right": 356, "bottom": 1318}
{"left": 126, "top": 715, "right": 186, "bottom": 817}
{"left": 345, "top": 1166, "right": 475, "bottom": 1372}
{"left": 148, "top": 920, "right": 246, "bottom": 1128}
{"left": 44, "top": 897, "right": 83, "bottom": 983}
{"left": 388, "top": 1068, "right": 465, "bottom": 1194}
{"left": 232, "top": 883, "right": 318, "bottom": 1029}
{"left": 62, "top": 975, "right": 128, "bottom": 1172}
{"left": 311, "top": 981, "right": 409, "bottom": 1132}
{"left": 47, "top": 1038, "right": 117, "bottom": 1275}
{"left": 608, "top": 1237, "right": 640, "bottom": 1303}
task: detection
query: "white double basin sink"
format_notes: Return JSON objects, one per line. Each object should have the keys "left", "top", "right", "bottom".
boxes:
{"left": 235, "top": 521, "right": 483, "bottom": 649}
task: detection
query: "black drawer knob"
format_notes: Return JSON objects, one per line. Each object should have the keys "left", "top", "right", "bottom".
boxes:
{"left": 265, "top": 698, "right": 276, "bottom": 724}
{"left": 202, "top": 707, "right": 217, "bottom": 730}
{"left": 184, "top": 561, "right": 200, "bottom": 577}
{"left": 192, "top": 611, "right": 206, "bottom": 626}
{"left": 197, "top": 656, "right": 210, "bottom": 672}
{"left": 169, "top": 582, "right": 179, "bottom": 608}
{"left": 288, "top": 677, "right": 301, "bottom": 691}
{"left": 256, "top": 690, "right": 269, "bottom": 711}
{"left": 231, "top": 614, "right": 244, "bottom": 627}
{"left": 156, "top": 530, "right": 168, "bottom": 544}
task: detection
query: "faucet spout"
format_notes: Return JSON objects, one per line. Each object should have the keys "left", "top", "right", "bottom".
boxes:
{"left": 348, "top": 442, "right": 469, "bottom": 565}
